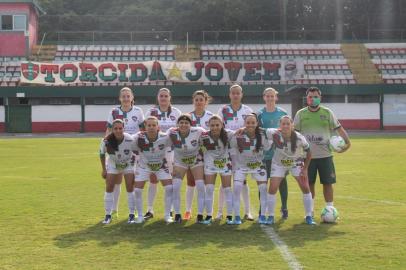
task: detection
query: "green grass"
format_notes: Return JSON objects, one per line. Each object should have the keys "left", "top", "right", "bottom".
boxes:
{"left": 0, "top": 137, "right": 405, "bottom": 269}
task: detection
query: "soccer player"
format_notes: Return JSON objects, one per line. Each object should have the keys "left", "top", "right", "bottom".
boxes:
{"left": 100, "top": 119, "right": 137, "bottom": 224}
{"left": 293, "top": 87, "right": 351, "bottom": 217}
{"left": 257, "top": 88, "right": 289, "bottom": 219}
{"left": 265, "top": 116, "right": 315, "bottom": 225}
{"left": 229, "top": 114, "right": 271, "bottom": 225}
{"left": 105, "top": 87, "right": 144, "bottom": 217}
{"left": 200, "top": 115, "right": 234, "bottom": 225}
{"left": 132, "top": 116, "right": 174, "bottom": 224}
{"left": 167, "top": 114, "right": 205, "bottom": 223}
{"left": 184, "top": 90, "right": 214, "bottom": 221}
{"left": 217, "top": 84, "right": 254, "bottom": 221}
{"left": 143, "top": 88, "right": 182, "bottom": 220}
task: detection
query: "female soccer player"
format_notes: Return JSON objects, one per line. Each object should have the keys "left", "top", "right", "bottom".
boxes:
{"left": 217, "top": 84, "right": 254, "bottom": 221}
{"left": 132, "top": 116, "right": 174, "bottom": 224}
{"left": 265, "top": 116, "right": 315, "bottom": 225}
{"left": 184, "top": 90, "right": 214, "bottom": 220}
{"left": 144, "top": 88, "right": 182, "bottom": 220}
{"left": 229, "top": 114, "right": 271, "bottom": 225}
{"left": 168, "top": 114, "right": 205, "bottom": 223}
{"left": 100, "top": 119, "right": 137, "bottom": 224}
{"left": 257, "top": 88, "right": 289, "bottom": 219}
{"left": 200, "top": 115, "right": 234, "bottom": 224}
{"left": 105, "top": 87, "right": 144, "bottom": 217}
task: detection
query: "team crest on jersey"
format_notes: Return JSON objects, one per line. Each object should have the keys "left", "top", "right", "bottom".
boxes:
{"left": 158, "top": 144, "right": 165, "bottom": 150}
{"left": 132, "top": 116, "right": 138, "bottom": 122}
{"left": 191, "top": 139, "right": 198, "bottom": 147}
{"left": 170, "top": 115, "right": 176, "bottom": 121}
{"left": 124, "top": 149, "right": 130, "bottom": 155}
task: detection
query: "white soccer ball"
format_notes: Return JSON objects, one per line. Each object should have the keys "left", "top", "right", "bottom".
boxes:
{"left": 320, "top": 206, "right": 339, "bottom": 223}
{"left": 329, "top": 136, "right": 346, "bottom": 152}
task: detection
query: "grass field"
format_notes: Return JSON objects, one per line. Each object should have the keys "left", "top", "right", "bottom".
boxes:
{"left": 0, "top": 136, "right": 405, "bottom": 269}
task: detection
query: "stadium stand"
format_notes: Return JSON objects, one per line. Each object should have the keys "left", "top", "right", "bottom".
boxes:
{"left": 0, "top": 57, "right": 25, "bottom": 87}
{"left": 200, "top": 44, "right": 356, "bottom": 84}
{"left": 366, "top": 43, "right": 406, "bottom": 84}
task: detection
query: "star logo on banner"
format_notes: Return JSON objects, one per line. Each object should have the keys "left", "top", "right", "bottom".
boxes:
{"left": 167, "top": 63, "right": 184, "bottom": 81}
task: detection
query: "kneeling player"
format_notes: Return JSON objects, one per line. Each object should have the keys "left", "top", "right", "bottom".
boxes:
{"left": 132, "top": 116, "right": 174, "bottom": 223}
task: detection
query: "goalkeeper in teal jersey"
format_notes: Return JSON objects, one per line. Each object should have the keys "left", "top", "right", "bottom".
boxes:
{"left": 257, "top": 88, "right": 289, "bottom": 219}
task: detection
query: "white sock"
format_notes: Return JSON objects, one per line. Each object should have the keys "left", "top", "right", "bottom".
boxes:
{"left": 311, "top": 198, "right": 315, "bottom": 213}
{"left": 164, "top": 185, "right": 173, "bottom": 218}
{"left": 134, "top": 188, "right": 143, "bottom": 218}
{"left": 258, "top": 183, "right": 267, "bottom": 216}
{"left": 113, "top": 184, "right": 121, "bottom": 212}
{"left": 223, "top": 187, "right": 233, "bottom": 216}
{"left": 147, "top": 183, "right": 157, "bottom": 213}
{"left": 104, "top": 192, "right": 114, "bottom": 215}
{"left": 242, "top": 182, "right": 251, "bottom": 215}
{"left": 303, "top": 193, "right": 313, "bottom": 217}
{"left": 326, "top": 201, "right": 334, "bottom": 207}
{"left": 205, "top": 184, "right": 215, "bottom": 216}
{"left": 185, "top": 185, "right": 195, "bottom": 212}
{"left": 233, "top": 181, "right": 243, "bottom": 216}
{"left": 195, "top": 179, "right": 206, "bottom": 215}
{"left": 217, "top": 185, "right": 224, "bottom": 214}
{"left": 267, "top": 193, "right": 277, "bottom": 216}
{"left": 127, "top": 191, "right": 135, "bottom": 215}
{"left": 172, "top": 178, "right": 182, "bottom": 214}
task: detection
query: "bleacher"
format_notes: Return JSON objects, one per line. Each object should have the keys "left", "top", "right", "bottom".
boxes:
{"left": 366, "top": 43, "right": 406, "bottom": 84}
{"left": 200, "top": 44, "right": 355, "bottom": 84}
{"left": 54, "top": 45, "right": 176, "bottom": 62}
{"left": 0, "top": 57, "right": 25, "bottom": 87}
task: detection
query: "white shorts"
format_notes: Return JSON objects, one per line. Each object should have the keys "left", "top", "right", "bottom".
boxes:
{"left": 106, "top": 160, "right": 134, "bottom": 175}
{"left": 166, "top": 150, "right": 174, "bottom": 174}
{"left": 204, "top": 158, "right": 232, "bottom": 176}
{"left": 234, "top": 168, "right": 267, "bottom": 182}
{"left": 270, "top": 163, "right": 302, "bottom": 178}
{"left": 134, "top": 166, "right": 172, "bottom": 182}
{"left": 174, "top": 153, "right": 204, "bottom": 170}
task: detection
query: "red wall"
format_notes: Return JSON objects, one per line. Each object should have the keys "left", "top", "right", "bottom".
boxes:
{"left": 0, "top": 3, "right": 38, "bottom": 56}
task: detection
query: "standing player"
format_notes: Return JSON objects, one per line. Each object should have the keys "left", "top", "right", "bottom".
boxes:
{"left": 200, "top": 115, "right": 234, "bottom": 225}
{"left": 229, "top": 114, "right": 271, "bottom": 225}
{"left": 293, "top": 87, "right": 351, "bottom": 217}
{"left": 144, "top": 88, "right": 182, "bottom": 220}
{"left": 132, "top": 116, "right": 174, "bottom": 223}
{"left": 105, "top": 87, "right": 144, "bottom": 216}
{"left": 184, "top": 90, "right": 214, "bottom": 220}
{"left": 168, "top": 114, "right": 205, "bottom": 223}
{"left": 265, "top": 116, "right": 315, "bottom": 225}
{"left": 257, "top": 88, "right": 289, "bottom": 219}
{"left": 100, "top": 119, "right": 137, "bottom": 224}
{"left": 217, "top": 84, "right": 254, "bottom": 221}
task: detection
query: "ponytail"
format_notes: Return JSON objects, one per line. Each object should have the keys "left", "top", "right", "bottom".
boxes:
{"left": 254, "top": 126, "right": 262, "bottom": 152}
{"left": 104, "top": 133, "right": 119, "bottom": 154}
{"left": 219, "top": 126, "right": 228, "bottom": 147}
{"left": 290, "top": 130, "right": 298, "bottom": 153}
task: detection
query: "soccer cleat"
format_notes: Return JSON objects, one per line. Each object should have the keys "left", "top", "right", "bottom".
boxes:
{"left": 183, "top": 211, "right": 192, "bottom": 221}
{"left": 226, "top": 215, "right": 233, "bottom": 225}
{"left": 258, "top": 215, "right": 267, "bottom": 224}
{"left": 305, "top": 216, "right": 316, "bottom": 225}
{"left": 202, "top": 216, "right": 213, "bottom": 225}
{"left": 102, "top": 214, "right": 112, "bottom": 224}
{"left": 143, "top": 211, "right": 154, "bottom": 220}
{"left": 135, "top": 216, "right": 145, "bottom": 224}
{"left": 281, "top": 209, "right": 289, "bottom": 220}
{"left": 127, "top": 214, "right": 136, "bottom": 224}
{"left": 174, "top": 214, "right": 182, "bottom": 223}
{"left": 196, "top": 214, "right": 204, "bottom": 224}
{"left": 266, "top": 216, "right": 275, "bottom": 225}
{"left": 164, "top": 216, "right": 174, "bottom": 223}
{"left": 233, "top": 216, "right": 242, "bottom": 225}
{"left": 244, "top": 213, "right": 254, "bottom": 221}
{"left": 215, "top": 212, "right": 223, "bottom": 220}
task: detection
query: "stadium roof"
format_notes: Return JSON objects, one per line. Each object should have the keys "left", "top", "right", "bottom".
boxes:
{"left": 0, "top": 0, "right": 46, "bottom": 15}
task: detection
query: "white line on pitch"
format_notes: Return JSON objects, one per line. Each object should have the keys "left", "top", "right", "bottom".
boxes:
{"left": 261, "top": 225, "right": 303, "bottom": 270}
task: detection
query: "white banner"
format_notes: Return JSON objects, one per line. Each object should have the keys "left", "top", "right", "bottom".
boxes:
{"left": 20, "top": 60, "right": 305, "bottom": 86}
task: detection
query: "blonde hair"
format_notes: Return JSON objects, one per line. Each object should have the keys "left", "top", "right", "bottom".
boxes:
{"left": 229, "top": 84, "right": 243, "bottom": 93}
{"left": 119, "top": 87, "right": 134, "bottom": 105}
{"left": 263, "top": 87, "right": 279, "bottom": 95}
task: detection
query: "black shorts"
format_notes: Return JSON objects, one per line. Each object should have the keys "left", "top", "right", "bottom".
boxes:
{"left": 308, "top": 156, "right": 336, "bottom": 185}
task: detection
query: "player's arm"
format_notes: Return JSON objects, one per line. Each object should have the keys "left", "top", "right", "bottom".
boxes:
{"left": 301, "top": 148, "right": 312, "bottom": 182}
{"left": 336, "top": 126, "right": 351, "bottom": 153}
{"left": 99, "top": 141, "right": 107, "bottom": 179}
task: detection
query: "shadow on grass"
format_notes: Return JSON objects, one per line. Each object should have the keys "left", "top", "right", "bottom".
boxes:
{"left": 54, "top": 218, "right": 276, "bottom": 251}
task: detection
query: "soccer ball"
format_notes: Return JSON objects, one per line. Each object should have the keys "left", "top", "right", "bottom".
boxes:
{"left": 329, "top": 136, "right": 345, "bottom": 152}
{"left": 320, "top": 206, "right": 339, "bottom": 223}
